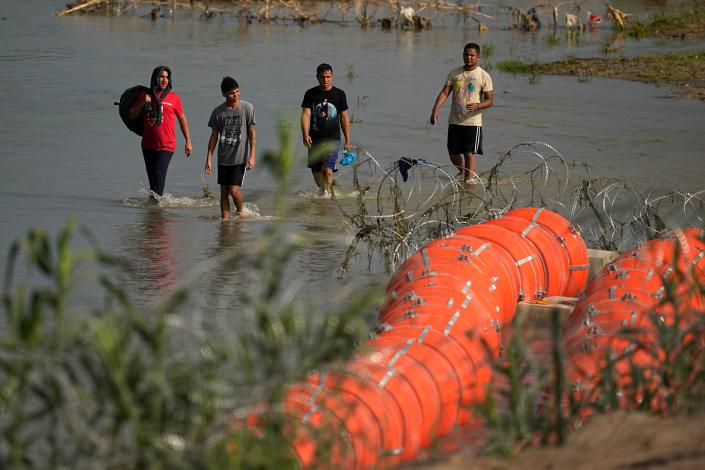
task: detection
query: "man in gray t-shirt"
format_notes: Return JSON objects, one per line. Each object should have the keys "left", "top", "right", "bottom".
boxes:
{"left": 205, "top": 77, "right": 256, "bottom": 220}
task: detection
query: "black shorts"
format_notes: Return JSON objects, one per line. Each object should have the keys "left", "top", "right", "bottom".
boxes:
{"left": 218, "top": 164, "right": 247, "bottom": 187}
{"left": 447, "top": 124, "right": 483, "bottom": 155}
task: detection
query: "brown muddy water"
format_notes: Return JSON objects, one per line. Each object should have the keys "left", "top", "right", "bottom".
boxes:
{"left": 1, "top": 0, "right": 704, "bottom": 321}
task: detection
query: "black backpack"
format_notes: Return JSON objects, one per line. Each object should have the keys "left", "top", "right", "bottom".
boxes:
{"left": 116, "top": 85, "right": 149, "bottom": 136}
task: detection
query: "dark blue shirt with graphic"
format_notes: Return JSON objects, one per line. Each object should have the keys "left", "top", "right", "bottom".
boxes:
{"left": 301, "top": 86, "right": 348, "bottom": 142}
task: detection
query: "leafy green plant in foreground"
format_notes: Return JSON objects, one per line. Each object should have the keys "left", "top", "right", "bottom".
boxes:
{"left": 475, "top": 311, "right": 576, "bottom": 457}
{"left": 0, "top": 124, "right": 380, "bottom": 469}
{"left": 1, "top": 223, "right": 216, "bottom": 469}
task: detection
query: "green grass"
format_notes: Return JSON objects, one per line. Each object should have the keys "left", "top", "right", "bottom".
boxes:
{"left": 475, "top": 310, "right": 573, "bottom": 457}
{"left": 628, "top": 9, "right": 705, "bottom": 38}
{"left": 544, "top": 33, "right": 560, "bottom": 47}
{"left": 496, "top": 59, "right": 541, "bottom": 74}
{"left": 482, "top": 43, "right": 495, "bottom": 61}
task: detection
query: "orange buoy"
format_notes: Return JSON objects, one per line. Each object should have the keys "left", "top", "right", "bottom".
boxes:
{"left": 338, "top": 360, "right": 423, "bottom": 461}
{"left": 380, "top": 296, "right": 500, "bottom": 350}
{"left": 625, "top": 237, "right": 705, "bottom": 274}
{"left": 573, "top": 286, "right": 655, "bottom": 310}
{"left": 380, "top": 273, "right": 504, "bottom": 324}
{"left": 285, "top": 383, "right": 382, "bottom": 469}
{"left": 303, "top": 370, "right": 406, "bottom": 467}
{"left": 456, "top": 224, "right": 546, "bottom": 300}
{"left": 349, "top": 352, "right": 442, "bottom": 448}
{"left": 384, "top": 306, "right": 499, "bottom": 367}
{"left": 281, "top": 395, "right": 353, "bottom": 468}
{"left": 389, "top": 235, "right": 519, "bottom": 319}
{"left": 269, "top": 208, "right": 597, "bottom": 468}
{"left": 585, "top": 265, "right": 665, "bottom": 299}
{"left": 562, "top": 299, "right": 652, "bottom": 357}
{"left": 506, "top": 207, "right": 589, "bottom": 297}
{"left": 364, "top": 334, "right": 460, "bottom": 436}
{"left": 380, "top": 283, "right": 497, "bottom": 324}
{"left": 376, "top": 324, "right": 487, "bottom": 423}
{"left": 486, "top": 216, "right": 570, "bottom": 297}
{"left": 452, "top": 234, "right": 522, "bottom": 313}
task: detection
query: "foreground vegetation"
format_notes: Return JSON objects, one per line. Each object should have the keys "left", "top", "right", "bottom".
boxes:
{"left": 476, "top": 304, "right": 705, "bottom": 459}
{"left": 0, "top": 126, "right": 381, "bottom": 468}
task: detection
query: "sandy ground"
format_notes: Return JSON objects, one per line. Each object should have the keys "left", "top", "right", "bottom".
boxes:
{"left": 427, "top": 411, "right": 705, "bottom": 469}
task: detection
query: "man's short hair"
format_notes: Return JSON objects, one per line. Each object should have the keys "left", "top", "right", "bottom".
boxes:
{"left": 464, "top": 43, "right": 481, "bottom": 54}
{"left": 221, "top": 76, "right": 239, "bottom": 93}
{"left": 316, "top": 63, "right": 333, "bottom": 75}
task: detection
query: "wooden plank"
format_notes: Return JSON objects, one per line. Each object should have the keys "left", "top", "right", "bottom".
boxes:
{"left": 516, "top": 301, "right": 574, "bottom": 329}
{"left": 587, "top": 248, "right": 619, "bottom": 281}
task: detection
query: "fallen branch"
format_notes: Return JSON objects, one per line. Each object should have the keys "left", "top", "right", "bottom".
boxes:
{"left": 56, "top": 0, "right": 106, "bottom": 16}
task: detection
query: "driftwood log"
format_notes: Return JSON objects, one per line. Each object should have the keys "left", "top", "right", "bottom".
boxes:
{"left": 57, "top": 0, "right": 106, "bottom": 16}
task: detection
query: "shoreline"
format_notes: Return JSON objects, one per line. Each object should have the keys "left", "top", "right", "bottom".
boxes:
{"left": 513, "top": 51, "right": 705, "bottom": 101}
{"left": 498, "top": 10, "right": 705, "bottom": 101}
{"left": 499, "top": 50, "right": 705, "bottom": 101}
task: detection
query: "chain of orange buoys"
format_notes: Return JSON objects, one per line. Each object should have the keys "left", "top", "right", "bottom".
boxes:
{"left": 246, "top": 207, "right": 588, "bottom": 468}
{"left": 562, "top": 227, "right": 705, "bottom": 411}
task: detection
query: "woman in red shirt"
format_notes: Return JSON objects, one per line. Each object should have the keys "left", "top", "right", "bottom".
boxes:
{"left": 130, "top": 66, "right": 192, "bottom": 198}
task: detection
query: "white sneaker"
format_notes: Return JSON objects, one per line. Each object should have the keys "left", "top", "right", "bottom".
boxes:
{"left": 465, "top": 176, "right": 484, "bottom": 185}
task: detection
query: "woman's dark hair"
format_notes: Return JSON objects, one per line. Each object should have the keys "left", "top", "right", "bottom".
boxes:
{"left": 221, "top": 76, "right": 239, "bottom": 93}
{"left": 148, "top": 65, "right": 172, "bottom": 126}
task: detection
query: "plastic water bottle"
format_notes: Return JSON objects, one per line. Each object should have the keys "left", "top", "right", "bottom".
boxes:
{"left": 340, "top": 149, "right": 357, "bottom": 166}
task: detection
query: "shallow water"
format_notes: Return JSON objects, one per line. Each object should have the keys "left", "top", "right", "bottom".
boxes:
{"left": 1, "top": 0, "right": 705, "bottom": 316}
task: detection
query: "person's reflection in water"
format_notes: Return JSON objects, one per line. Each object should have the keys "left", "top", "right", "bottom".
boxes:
{"left": 215, "top": 220, "right": 245, "bottom": 255}
{"left": 201, "top": 221, "right": 247, "bottom": 319}
{"left": 132, "top": 208, "right": 180, "bottom": 300}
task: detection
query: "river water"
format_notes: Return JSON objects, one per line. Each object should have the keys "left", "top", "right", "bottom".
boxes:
{"left": 1, "top": 0, "right": 704, "bottom": 318}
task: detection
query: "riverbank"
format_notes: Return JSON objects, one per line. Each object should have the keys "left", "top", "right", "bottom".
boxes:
{"left": 503, "top": 51, "right": 705, "bottom": 101}
{"left": 499, "top": 10, "right": 705, "bottom": 100}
